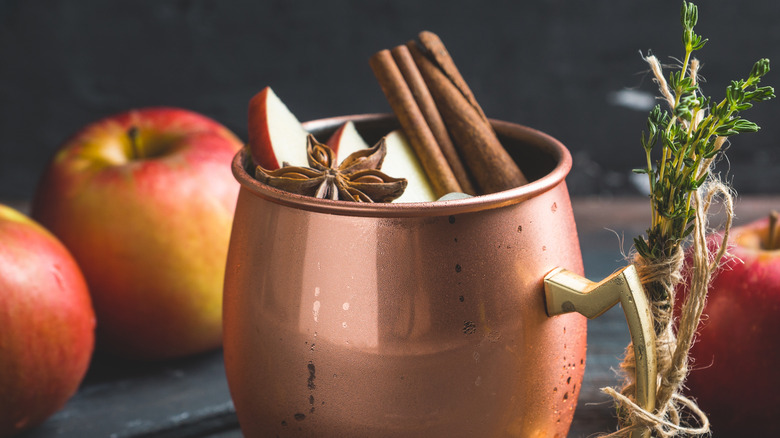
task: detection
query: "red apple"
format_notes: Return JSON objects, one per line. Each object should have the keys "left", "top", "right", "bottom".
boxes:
{"left": 682, "top": 213, "right": 780, "bottom": 435}
{"left": 247, "top": 87, "right": 309, "bottom": 169}
{"left": 0, "top": 204, "right": 95, "bottom": 437}
{"left": 32, "top": 107, "right": 242, "bottom": 360}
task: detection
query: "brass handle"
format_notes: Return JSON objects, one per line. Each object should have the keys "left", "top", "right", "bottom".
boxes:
{"left": 544, "top": 265, "right": 655, "bottom": 438}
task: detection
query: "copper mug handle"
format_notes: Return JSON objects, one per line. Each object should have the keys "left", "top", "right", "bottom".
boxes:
{"left": 544, "top": 265, "right": 655, "bottom": 438}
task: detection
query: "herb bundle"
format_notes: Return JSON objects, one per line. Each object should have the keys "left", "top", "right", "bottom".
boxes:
{"left": 607, "top": 2, "right": 775, "bottom": 437}
{"left": 633, "top": 3, "right": 774, "bottom": 293}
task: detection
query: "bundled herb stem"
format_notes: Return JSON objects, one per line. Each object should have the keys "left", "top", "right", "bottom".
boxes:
{"left": 606, "top": 2, "right": 775, "bottom": 437}
{"left": 633, "top": 3, "right": 774, "bottom": 301}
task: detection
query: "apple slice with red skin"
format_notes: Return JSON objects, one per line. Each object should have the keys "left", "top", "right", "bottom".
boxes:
{"left": 247, "top": 87, "right": 310, "bottom": 170}
{"left": 380, "top": 129, "right": 437, "bottom": 203}
{"left": 326, "top": 121, "right": 369, "bottom": 163}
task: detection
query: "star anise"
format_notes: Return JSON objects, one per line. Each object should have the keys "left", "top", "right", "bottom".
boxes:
{"left": 254, "top": 134, "right": 408, "bottom": 202}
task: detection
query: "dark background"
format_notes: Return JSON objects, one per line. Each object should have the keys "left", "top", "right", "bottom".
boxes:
{"left": 1, "top": 0, "right": 778, "bottom": 201}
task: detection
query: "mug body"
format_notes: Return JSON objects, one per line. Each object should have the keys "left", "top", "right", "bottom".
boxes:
{"left": 223, "top": 115, "right": 587, "bottom": 437}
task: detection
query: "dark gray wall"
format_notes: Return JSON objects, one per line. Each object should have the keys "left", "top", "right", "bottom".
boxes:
{"left": 1, "top": 0, "right": 778, "bottom": 200}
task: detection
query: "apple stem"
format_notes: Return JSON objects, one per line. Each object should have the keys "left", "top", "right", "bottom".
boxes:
{"left": 768, "top": 211, "right": 779, "bottom": 250}
{"left": 127, "top": 126, "right": 142, "bottom": 159}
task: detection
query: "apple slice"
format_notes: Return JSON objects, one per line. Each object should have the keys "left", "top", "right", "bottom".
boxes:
{"left": 380, "top": 129, "right": 437, "bottom": 203}
{"left": 326, "top": 121, "right": 369, "bottom": 163}
{"left": 247, "top": 87, "right": 310, "bottom": 169}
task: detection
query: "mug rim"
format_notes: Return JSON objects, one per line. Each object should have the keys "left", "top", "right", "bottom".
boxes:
{"left": 231, "top": 113, "right": 572, "bottom": 218}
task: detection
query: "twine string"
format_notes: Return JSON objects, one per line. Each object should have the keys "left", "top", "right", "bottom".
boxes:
{"left": 601, "top": 180, "right": 734, "bottom": 437}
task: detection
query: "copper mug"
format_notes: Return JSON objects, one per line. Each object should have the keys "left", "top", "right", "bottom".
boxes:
{"left": 223, "top": 114, "right": 656, "bottom": 438}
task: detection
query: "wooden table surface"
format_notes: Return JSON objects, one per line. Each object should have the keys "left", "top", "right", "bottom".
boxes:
{"left": 10, "top": 196, "right": 778, "bottom": 438}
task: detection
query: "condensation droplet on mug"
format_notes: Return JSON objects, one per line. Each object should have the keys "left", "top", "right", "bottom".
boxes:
{"left": 563, "top": 392, "right": 569, "bottom": 402}
{"left": 553, "top": 386, "right": 558, "bottom": 393}
{"left": 294, "top": 413, "right": 306, "bottom": 421}
{"left": 567, "top": 376, "right": 571, "bottom": 384}
{"left": 314, "top": 286, "right": 321, "bottom": 297}
{"left": 449, "top": 215, "right": 456, "bottom": 224}
{"left": 517, "top": 225, "right": 523, "bottom": 233}
{"left": 342, "top": 322, "right": 348, "bottom": 328}
{"left": 542, "top": 245, "right": 547, "bottom": 251}
{"left": 312, "top": 301, "right": 321, "bottom": 322}
{"left": 455, "top": 264, "right": 462, "bottom": 273}
{"left": 475, "top": 376, "right": 482, "bottom": 386}
{"left": 342, "top": 302, "right": 350, "bottom": 311}
{"left": 551, "top": 202, "right": 558, "bottom": 212}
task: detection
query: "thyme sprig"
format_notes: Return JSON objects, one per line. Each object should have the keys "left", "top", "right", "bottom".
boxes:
{"left": 633, "top": 1, "right": 775, "bottom": 296}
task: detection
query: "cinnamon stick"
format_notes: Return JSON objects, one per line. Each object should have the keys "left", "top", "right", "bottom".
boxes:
{"left": 390, "top": 45, "right": 477, "bottom": 195}
{"left": 417, "top": 31, "right": 488, "bottom": 123}
{"left": 369, "top": 49, "right": 462, "bottom": 198}
{"left": 408, "top": 36, "right": 528, "bottom": 193}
